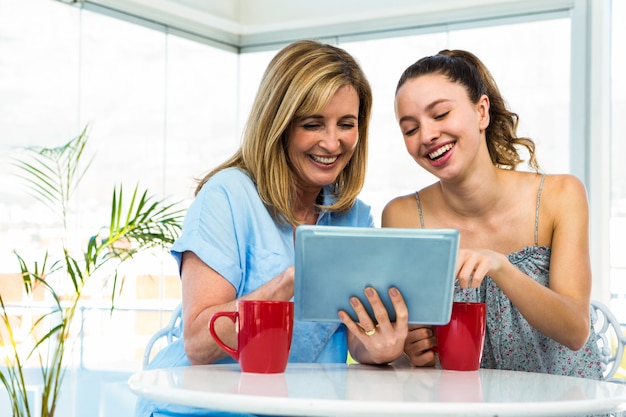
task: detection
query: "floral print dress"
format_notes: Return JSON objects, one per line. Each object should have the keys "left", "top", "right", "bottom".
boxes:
{"left": 416, "top": 175, "right": 603, "bottom": 379}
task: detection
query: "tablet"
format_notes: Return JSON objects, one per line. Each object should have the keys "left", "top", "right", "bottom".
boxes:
{"left": 294, "top": 225, "right": 459, "bottom": 325}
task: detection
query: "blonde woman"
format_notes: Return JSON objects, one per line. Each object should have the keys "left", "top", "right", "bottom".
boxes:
{"left": 138, "top": 40, "right": 409, "bottom": 417}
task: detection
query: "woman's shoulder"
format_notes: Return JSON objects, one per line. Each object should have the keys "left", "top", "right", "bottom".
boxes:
{"left": 540, "top": 174, "right": 589, "bottom": 219}
{"left": 208, "top": 167, "right": 253, "bottom": 184}
{"left": 197, "top": 168, "right": 255, "bottom": 195}
{"left": 383, "top": 192, "right": 416, "bottom": 213}
{"left": 538, "top": 173, "right": 587, "bottom": 203}
{"left": 192, "top": 168, "right": 262, "bottom": 214}
{"left": 326, "top": 194, "right": 374, "bottom": 227}
{"left": 507, "top": 171, "right": 586, "bottom": 198}
{"left": 352, "top": 196, "right": 372, "bottom": 211}
{"left": 382, "top": 184, "right": 438, "bottom": 227}
{"left": 542, "top": 173, "right": 585, "bottom": 189}
{"left": 384, "top": 183, "right": 439, "bottom": 209}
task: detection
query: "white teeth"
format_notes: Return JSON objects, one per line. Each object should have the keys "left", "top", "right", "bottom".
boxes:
{"left": 428, "top": 143, "right": 454, "bottom": 160}
{"left": 311, "top": 155, "right": 338, "bottom": 164}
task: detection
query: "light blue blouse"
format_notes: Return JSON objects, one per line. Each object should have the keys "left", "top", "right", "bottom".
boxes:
{"left": 136, "top": 167, "right": 373, "bottom": 417}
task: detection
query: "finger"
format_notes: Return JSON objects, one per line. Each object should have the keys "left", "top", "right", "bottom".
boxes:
{"left": 338, "top": 309, "right": 368, "bottom": 337}
{"left": 406, "top": 328, "right": 435, "bottom": 350}
{"left": 455, "top": 249, "right": 471, "bottom": 276}
{"left": 407, "top": 348, "right": 437, "bottom": 367}
{"left": 468, "top": 263, "right": 489, "bottom": 288}
{"left": 365, "top": 287, "right": 400, "bottom": 333}
{"left": 362, "top": 287, "right": 390, "bottom": 326}
{"left": 348, "top": 294, "right": 378, "bottom": 333}
{"left": 456, "top": 269, "right": 474, "bottom": 288}
{"left": 387, "top": 287, "right": 409, "bottom": 332}
{"left": 456, "top": 255, "right": 478, "bottom": 289}
{"left": 405, "top": 327, "right": 437, "bottom": 367}
{"left": 406, "top": 325, "right": 433, "bottom": 342}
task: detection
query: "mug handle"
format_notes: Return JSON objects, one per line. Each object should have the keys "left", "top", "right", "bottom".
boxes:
{"left": 208, "top": 311, "right": 239, "bottom": 360}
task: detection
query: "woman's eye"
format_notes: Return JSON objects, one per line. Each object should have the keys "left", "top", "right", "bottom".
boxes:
{"left": 404, "top": 127, "right": 418, "bottom": 136}
{"left": 434, "top": 111, "right": 449, "bottom": 120}
{"left": 303, "top": 123, "right": 321, "bottom": 130}
{"left": 339, "top": 123, "right": 355, "bottom": 129}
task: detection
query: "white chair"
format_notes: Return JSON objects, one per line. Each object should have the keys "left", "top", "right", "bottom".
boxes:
{"left": 142, "top": 303, "right": 183, "bottom": 369}
{"left": 590, "top": 299, "right": 626, "bottom": 383}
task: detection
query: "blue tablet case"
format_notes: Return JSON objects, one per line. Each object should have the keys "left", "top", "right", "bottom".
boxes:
{"left": 294, "top": 226, "right": 459, "bottom": 325}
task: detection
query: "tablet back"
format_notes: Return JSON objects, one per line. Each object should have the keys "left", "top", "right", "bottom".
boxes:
{"left": 294, "top": 226, "right": 459, "bottom": 325}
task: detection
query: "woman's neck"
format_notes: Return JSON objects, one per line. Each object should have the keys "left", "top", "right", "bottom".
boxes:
{"left": 293, "top": 187, "right": 322, "bottom": 225}
{"left": 439, "top": 167, "right": 504, "bottom": 217}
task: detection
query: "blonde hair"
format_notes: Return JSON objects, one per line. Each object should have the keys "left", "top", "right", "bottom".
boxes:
{"left": 396, "top": 49, "right": 539, "bottom": 171}
{"left": 196, "top": 40, "right": 373, "bottom": 226}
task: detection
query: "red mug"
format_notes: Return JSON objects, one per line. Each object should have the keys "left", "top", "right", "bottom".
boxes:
{"left": 434, "top": 301, "right": 487, "bottom": 371}
{"left": 209, "top": 300, "right": 294, "bottom": 373}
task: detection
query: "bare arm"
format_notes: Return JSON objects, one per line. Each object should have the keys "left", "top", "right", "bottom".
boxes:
{"left": 498, "top": 175, "right": 591, "bottom": 349}
{"left": 455, "top": 175, "right": 592, "bottom": 350}
{"left": 181, "top": 251, "right": 295, "bottom": 365}
{"left": 381, "top": 195, "right": 421, "bottom": 229}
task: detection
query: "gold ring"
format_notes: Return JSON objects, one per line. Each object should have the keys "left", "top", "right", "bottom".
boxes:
{"left": 364, "top": 328, "right": 376, "bottom": 336}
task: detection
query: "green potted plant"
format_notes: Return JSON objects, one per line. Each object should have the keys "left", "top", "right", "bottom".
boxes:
{"left": 0, "top": 126, "right": 184, "bottom": 417}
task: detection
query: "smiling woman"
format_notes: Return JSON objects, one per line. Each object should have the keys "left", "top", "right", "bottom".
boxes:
{"left": 383, "top": 49, "right": 603, "bottom": 378}
{"left": 0, "top": 2, "right": 619, "bottom": 409}
{"left": 287, "top": 85, "right": 361, "bottom": 203}
{"left": 135, "top": 39, "right": 383, "bottom": 417}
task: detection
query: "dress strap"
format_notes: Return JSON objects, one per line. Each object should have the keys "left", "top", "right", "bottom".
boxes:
{"left": 534, "top": 175, "right": 546, "bottom": 247}
{"left": 414, "top": 192, "right": 425, "bottom": 229}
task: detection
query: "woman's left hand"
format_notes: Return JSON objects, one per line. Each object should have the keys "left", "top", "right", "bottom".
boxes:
{"left": 339, "top": 286, "right": 409, "bottom": 365}
{"left": 403, "top": 325, "right": 437, "bottom": 367}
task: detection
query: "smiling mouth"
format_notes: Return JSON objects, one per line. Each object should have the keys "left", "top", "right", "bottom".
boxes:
{"left": 428, "top": 143, "right": 454, "bottom": 160}
{"left": 310, "top": 155, "right": 338, "bottom": 165}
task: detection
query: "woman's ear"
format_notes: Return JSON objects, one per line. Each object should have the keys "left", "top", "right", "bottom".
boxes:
{"left": 477, "top": 94, "right": 490, "bottom": 131}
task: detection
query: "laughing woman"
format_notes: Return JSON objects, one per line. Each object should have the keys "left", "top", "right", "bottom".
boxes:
{"left": 137, "top": 39, "right": 411, "bottom": 417}
{"left": 383, "top": 49, "right": 603, "bottom": 379}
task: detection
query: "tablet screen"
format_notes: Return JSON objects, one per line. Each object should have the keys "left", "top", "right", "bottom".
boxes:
{"left": 294, "top": 225, "right": 459, "bottom": 325}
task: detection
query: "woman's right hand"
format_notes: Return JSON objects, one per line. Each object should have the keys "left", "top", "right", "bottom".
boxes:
{"left": 455, "top": 248, "right": 508, "bottom": 289}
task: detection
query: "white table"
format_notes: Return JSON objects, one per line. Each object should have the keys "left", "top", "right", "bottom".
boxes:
{"left": 128, "top": 363, "right": 626, "bottom": 416}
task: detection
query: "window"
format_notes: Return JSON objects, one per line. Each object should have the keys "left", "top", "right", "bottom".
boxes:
{"left": 0, "top": 0, "right": 239, "bottom": 370}
{"left": 0, "top": 0, "right": 618, "bottom": 372}
{"left": 342, "top": 17, "right": 570, "bottom": 224}
{"left": 610, "top": 0, "right": 626, "bottom": 319}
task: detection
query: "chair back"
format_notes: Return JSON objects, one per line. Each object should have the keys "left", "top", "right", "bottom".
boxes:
{"left": 142, "top": 303, "right": 183, "bottom": 369}
{"left": 591, "top": 299, "right": 626, "bottom": 382}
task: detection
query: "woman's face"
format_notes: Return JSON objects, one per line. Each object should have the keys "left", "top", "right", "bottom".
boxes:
{"left": 287, "top": 84, "right": 360, "bottom": 194}
{"left": 394, "top": 73, "right": 489, "bottom": 180}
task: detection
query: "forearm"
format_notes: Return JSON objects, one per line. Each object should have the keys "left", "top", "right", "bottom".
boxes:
{"left": 491, "top": 262, "right": 590, "bottom": 350}
{"left": 183, "top": 264, "right": 296, "bottom": 364}
{"left": 184, "top": 303, "right": 236, "bottom": 365}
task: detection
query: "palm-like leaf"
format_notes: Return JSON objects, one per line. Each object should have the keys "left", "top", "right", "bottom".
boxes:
{"left": 13, "top": 126, "right": 92, "bottom": 227}
{"left": 0, "top": 295, "right": 31, "bottom": 417}
{"left": 1, "top": 126, "right": 184, "bottom": 417}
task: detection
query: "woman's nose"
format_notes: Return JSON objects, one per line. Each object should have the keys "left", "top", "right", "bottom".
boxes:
{"left": 419, "top": 121, "right": 440, "bottom": 143}
{"left": 320, "top": 128, "right": 341, "bottom": 150}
